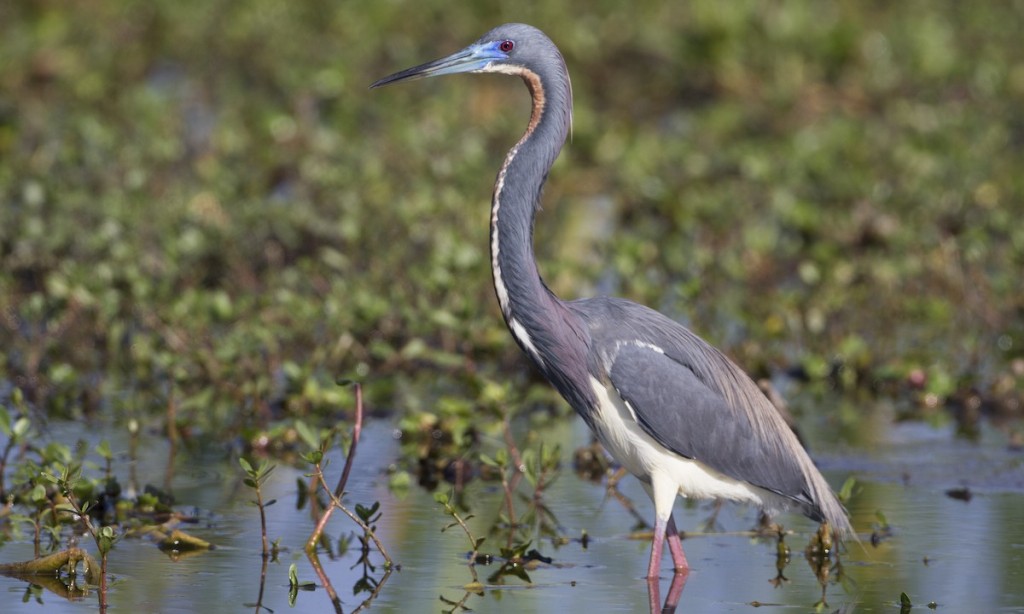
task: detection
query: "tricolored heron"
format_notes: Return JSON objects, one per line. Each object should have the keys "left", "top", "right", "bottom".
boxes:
{"left": 372, "top": 23, "right": 852, "bottom": 579}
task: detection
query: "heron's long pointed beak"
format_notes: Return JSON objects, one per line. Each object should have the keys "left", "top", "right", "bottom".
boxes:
{"left": 370, "top": 42, "right": 506, "bottom": 88}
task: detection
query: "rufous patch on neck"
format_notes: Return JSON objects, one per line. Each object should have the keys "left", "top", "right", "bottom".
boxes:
{"left": 483, "top": 65, "right": 545, "bottom": 141}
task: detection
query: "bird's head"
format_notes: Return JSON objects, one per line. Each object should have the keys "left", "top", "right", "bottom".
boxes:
{"left": 370, "top": 23, "right": 564, "bottom": 88}
{"left": 372, "top": 23, "right": 574, "bottom": 148}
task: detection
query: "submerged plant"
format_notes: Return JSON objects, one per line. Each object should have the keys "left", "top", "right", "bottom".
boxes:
{"left": 302, "top": 383, "right": 392, "bottom": 566}
{"left": 40, "top": 462, "right": 119, "bottom": 609}
{"left": 435, "top": 490, "right": 487, "bottom": 570}
{"left": 286, "top": 562, "right": 316, "bottom": 607}
{"left": 239, "top": 457, "right": 276, "bottom": 558}
{"left": 433, "top": 419, "right": 567, "bottom": 612}
{"left": 291, "top": 381, "right": 394, "bottom": 612}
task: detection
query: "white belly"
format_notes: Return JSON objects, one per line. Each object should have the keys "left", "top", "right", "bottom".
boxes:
{"left": 588, "top": 377, "right": 776, "bottom": 506}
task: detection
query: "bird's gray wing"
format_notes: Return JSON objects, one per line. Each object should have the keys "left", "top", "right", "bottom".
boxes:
{"left": 607, "top": 342, "right": 813, "bottom": 506}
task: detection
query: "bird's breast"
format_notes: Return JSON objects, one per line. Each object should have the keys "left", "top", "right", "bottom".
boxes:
{"left": 586, "top": 376, "right": 676, "bottom": 480}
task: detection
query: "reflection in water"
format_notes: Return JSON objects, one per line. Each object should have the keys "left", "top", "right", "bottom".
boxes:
{"left": 804, "top": 523, "right": 847, "bottom": 609}
{"left": 0, "top": 548, "right": 99, "bottom": 607}
{"left": 296, "top": 383, "right": 395, "bottom": 613}
{"left": 648, "top": 571, "right": 687, "bottom": 613}
{"left": 273, "top": 514, "right": 396, "bottom": 609}
{"left": 247, "top": 553, "right": 270, "bottom": 614}
{"left": 440, "top": 587, "right": 481, "bottom": 613}
{"left": 603, "top": 468, "right": 652, "bottom": 530}
{"left": 303, "top": 505, "right": 394, "bottom": 614}
{"left": 769, "top": 530, "right": 791, "bottom": 588}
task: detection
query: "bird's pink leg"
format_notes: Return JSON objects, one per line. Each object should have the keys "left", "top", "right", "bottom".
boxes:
{"left": 648, "top": 514, "right": 689, "bottom": 579}
{"left": 666, "top": 514, "right": 689, "bottom": 572}
{"left": 646, "top": 517, "right": 667, "bottom": 579}
{"left": 646, "top": 475, "right": 688, "bottom": 579}
{"left": 648, "top": 522, "right": 690, "bottom": 613}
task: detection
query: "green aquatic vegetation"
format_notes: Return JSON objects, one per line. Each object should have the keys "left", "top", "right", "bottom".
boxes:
{"left": 39, "top": 462, "right": 119, "bottom": 609}
{"left": 836, "top": 476, "right": 859, "bottom": 505}
{"left": 286, "top": 562, "right": 316, "bottom": 607}
{"left": 154, "top": 529, "right": 212, "bottom": 553}
{"left": 770, "top": 530, "right": 791, "bottom": 588}
{"left": 0, "top": 547, "right": 102, "bottom": 595}
{"left": 1, "top": 5, "right": 1024, "bottom": 608}
{"left": 0, "top": 408, "right": 227, "bottom": 607}
{"left": 871, "top": 509, "right": 894, "bottom": 547}
{"left": 480, "top": 438, "right": 563, "bottom": 545}
{"left": 804, "top": 523, "right": 844, "bottom": 610}
{"left": 219, "top": 380, "right": 395, "bottom": 611}
{"left": 239, "top": 457, "right": 276, "bottom": 558}
{"left": 435, "top": 490, "right": 487, "bottom": 567}
{"left": 433, "top": 419, "right": 566, "bottom": 610}
{"left": 435, "top": 489, "right": 488, "bottom": 611}
{"left": 900, "top": 591, "right": 912, "bottom": 613}
{"left": 2, "top": 0, "right": 1022, "bottom": 442}
{"left": 301, "top": 383, "right": 392, "bottom": 571}
{"left": 0, "top": 391, "right": 32, "bottom": 498}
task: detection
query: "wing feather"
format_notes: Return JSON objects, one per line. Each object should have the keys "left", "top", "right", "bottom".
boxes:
{"left": 608, "top": 343, "right": 814, "bottom": 507}
{"left": 572, "top": 296, "right": 853, "bottom": 532}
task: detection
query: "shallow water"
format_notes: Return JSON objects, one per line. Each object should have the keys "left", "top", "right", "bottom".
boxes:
{"left": 1, "top": 414, "right": 1023, "bottom": 613}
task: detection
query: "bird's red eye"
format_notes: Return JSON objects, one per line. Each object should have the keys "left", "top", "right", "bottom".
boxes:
{"left": 499, "top": 40, "right": 515, "bottom": 53}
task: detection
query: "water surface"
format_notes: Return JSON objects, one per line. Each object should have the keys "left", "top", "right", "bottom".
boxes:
{"left": 1, "top": 415, "right": 1022, "bottom": 613}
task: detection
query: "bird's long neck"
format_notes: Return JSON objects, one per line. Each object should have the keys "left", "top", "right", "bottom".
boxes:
{"left": 489, "top": 63, "right": 574, "bottom": 372}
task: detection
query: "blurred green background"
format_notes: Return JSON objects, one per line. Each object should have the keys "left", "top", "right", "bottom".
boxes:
{"left": 1, "top": 0, "right": 1022, "bottom": 435}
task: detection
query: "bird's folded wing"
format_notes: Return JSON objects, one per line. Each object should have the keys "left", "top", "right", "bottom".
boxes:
{"left": 608, "top": 343, "right": 810, "bottom": 503}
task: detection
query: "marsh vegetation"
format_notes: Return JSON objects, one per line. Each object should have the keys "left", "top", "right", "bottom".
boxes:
{"left": 1, "top": 1, "right": 1023, "bottom": 612}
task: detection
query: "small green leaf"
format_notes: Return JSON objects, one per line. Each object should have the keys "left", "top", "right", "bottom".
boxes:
{"left": 95, "top": 440, "right": 113, "bottom": 460}
{"left": 54, "top": 502, "right": 79, "bottom": 516}
{"left": 238, "top": 457, "right": 254, "bottom": 474}
{"left": 900, "top": 592, "right": 912, "bottom": 606}
{"left": 296, "top": 478, "right": 309, "bottom": 509}
{"left": 838, "top": 476, "right": 857, "bottom": 503}
{"left": 29, "top": 484, "right": 47, "bottom": 503}
{"left": 479, "top": 454, "right": 498, "bottom": 468}
{"left": 355, "top": 501, "right": 380, "bottom": 522}
{"left": 876, "top": 510, "right": 890, "bottom": 528}
{"left": 388, "top": 470, "right": 411, "bottom": 493}
{"left": 301, "top": 450, "right": 324, "bottom": 465}
{"left": 288, "top": 563, "right": 298, "bottom": 587}
{"left": 257, "top": 461, "right": 275, "bottom": 480}
{"left": 433, "top": 491, "right": 450, "bottom": 505}
{"left": 98, "top": 526, "right": 118, "bottom": 554}
{"left": 294, "top": 420, "right": 321, "bottom": 450}
{"left": 13, "top": 417, "right": 31, "bottom": 438}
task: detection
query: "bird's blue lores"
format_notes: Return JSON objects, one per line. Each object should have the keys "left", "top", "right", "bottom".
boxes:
{"left": 372, "top": 23, "right": 853, "bottom": 580}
